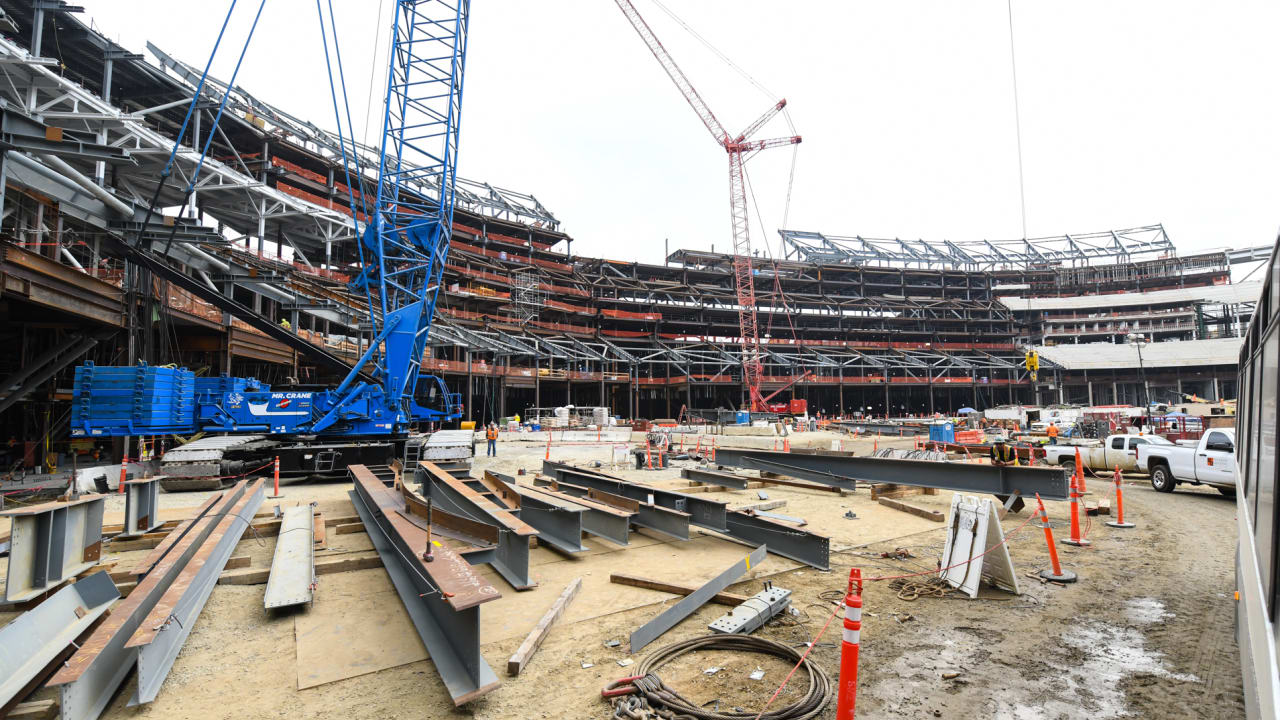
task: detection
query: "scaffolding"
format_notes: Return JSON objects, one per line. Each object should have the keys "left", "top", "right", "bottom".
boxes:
{"left": 509, "top": 267, "right": 544, "bottom": 324}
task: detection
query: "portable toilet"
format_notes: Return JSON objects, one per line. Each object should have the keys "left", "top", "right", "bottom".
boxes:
{"left": 928, "top": 421, "right": 955, "bottom": 443}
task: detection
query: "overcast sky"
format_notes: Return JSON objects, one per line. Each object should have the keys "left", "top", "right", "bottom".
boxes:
{"left": 77, "top": 1, "right": 1280, "bottom": 266}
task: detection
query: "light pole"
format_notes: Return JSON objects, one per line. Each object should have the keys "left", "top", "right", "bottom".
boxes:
{"left": 1127, "top": 333, "right": 1151, "bottom": 428}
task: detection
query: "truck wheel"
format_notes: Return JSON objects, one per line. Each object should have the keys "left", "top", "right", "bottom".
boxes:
{"left": 1218, "top": 487, "right": 1237, "bottom": 498}
{"left": 1150, "top": 465, "right": 1176, "bottom": 493}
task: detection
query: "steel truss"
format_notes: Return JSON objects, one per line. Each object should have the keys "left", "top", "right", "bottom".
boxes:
{"left": 779, "top": 225, "right": 1177, "bottom": 270}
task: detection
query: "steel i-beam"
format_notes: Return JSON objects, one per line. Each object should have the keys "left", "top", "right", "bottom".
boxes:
{"left": 712, "top": 449, "right": 1069, "bottom": 500}
{"left": 478, "top": 472, "right": 588, "bottom": 555}
{"left": 349, "top": 465, "right": 501, "bottom": 705}
{"left": 416, "top": 462, "right": 538, "bottom": 590}
{"left": 541, "top": 461, "right": 728, "bottom": 532}
{"left": 1, "top": 494, "right": 105, "bottom": 603}
{"left": 121, "top": 477, "right": 161, "bottom": 537}
{"left": 126, "top": 480, "right": 266, "bottom": 705}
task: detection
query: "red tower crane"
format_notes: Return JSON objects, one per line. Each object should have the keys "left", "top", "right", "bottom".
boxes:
{"left": 612, "top": 0, "right": 801, "bottom": 412}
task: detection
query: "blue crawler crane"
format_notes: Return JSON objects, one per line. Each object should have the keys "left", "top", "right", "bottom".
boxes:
{"left": 71, "top": 1, "right": 470, "bottom": 489}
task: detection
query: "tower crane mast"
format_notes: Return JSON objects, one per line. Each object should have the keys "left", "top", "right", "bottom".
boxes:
{"left": 612, "top": 0, "right": 800, "bottom": 412}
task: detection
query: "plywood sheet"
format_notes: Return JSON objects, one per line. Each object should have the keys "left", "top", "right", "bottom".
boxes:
{"left": 294, "top": 580, "right": 425, "bottom": 690}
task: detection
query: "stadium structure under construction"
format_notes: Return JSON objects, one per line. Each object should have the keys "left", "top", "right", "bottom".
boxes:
{"left": 0, "top": 1, "right": 1267, "bottom": 466}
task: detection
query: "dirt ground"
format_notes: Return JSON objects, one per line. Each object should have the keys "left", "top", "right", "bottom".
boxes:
{"left": 1, "top": 431, "right": 1246, "bottom": 719}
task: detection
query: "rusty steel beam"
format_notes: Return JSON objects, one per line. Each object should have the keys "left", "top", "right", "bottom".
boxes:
{"left": 47, "top": 480, "right": 254, "bottom": 720}
{"left": 349, "top": 465, "right": 501, "bottom": 705}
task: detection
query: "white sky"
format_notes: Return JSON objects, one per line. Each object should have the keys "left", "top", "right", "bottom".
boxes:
{"left": 76, "top": 1, "right": 1280, "bottom": 266}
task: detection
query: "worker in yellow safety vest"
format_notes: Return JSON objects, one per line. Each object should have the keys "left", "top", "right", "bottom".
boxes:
{"left": 989, "top": 438, "right": 1015, "bottom": 466}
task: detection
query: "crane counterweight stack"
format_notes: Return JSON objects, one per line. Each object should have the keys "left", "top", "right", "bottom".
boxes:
{"left": 612, "top": 0, "right": 800, "bottom": 412}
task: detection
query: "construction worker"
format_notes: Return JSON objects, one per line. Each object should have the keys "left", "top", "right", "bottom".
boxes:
{"left": 1046, "top": 422, "right": 1059, "bottom": 445}
{"left": 485, "top": 423, "right": 499, "bottom": 457}
{"left": 989, "top": 438, "right": 1015, "bottom": 466}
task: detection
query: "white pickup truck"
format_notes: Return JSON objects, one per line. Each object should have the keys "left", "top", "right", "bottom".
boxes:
{"left": 1041, "top": 434, "right": 1175, "bottom": 472}
{"left": 1139, "top": 428, "right": 1236, "bottom": 495}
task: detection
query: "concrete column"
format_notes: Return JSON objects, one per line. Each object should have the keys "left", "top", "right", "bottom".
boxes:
{"left": 1087, "top": 380, "right": 1094, "bottom": 406}
{"left": 1112, "top": 381, "right": 1119, "bottom": 405}
{"left": 1212, "top": 376, "right": 1221, "bottom": 402}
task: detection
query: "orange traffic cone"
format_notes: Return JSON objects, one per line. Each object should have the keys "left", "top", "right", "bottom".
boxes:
{"left": 1074, "top": 447, "right": 1088, "bottom": 494}
{"left": 1062, "top": 471, "right": 1090, "bottom": 547}
{"left": 1106, "top": 465, "right": 1136, "bottom": 529}
{"left": 1035, "top": 493, "right": 1078, "bottom": 582}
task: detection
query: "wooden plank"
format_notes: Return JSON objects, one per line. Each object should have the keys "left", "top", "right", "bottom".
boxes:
{"left": 107, "top": 536, "right": 165, "bottom": 553}
{"left": 609, "top": 573, "right": 749, "bottom": 606}
{"left": 7, "top": 699, "right": 57, "bottom": 720}
{"left": 506, "top": 577, "right": 582, "bottom": 676}
{"left": 1097, "top": 497, "right": 1111, "bottom": 516}
{"left": 218, "top": 551, "right": 384, "bottom": 586}
{"left": 876, "top": 497, "right": 945, "bottom": 522}
{"left": 323, "top": 514, "right": 360, "bottom": 527}
{"left": 313, "top": 512, "right": 327, "bottom": 550}
{"left": 225, "top": 555, "right": 251, "bottom": 570}
{"left": 333, "top": 522, "right": 366, "bottom": 535}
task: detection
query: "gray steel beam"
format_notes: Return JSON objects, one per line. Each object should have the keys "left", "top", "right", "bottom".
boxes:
{"left": 524, "top": 483, "right": 631, "bottom": 546}
{"left": 541, "top": 461, "right": 728, "bottom": 532}
{"left": 629, "top": 545, "right": 767, "bottom": 652}
{"left": 49, "top": 480, "right": 251, "bottom": 720}
{"left": 709, "top": 451, "right": 857, "bottom": 491}
{"left": 681, "top": 467, "right": 749, "bottom": 490}
{"left": 724, "top": 511, "right": 829, "bottom": 570}
{"left": 127, "top": 482, "right": 266, "bottom": 705}
{"left": 481, "top": 472, "right": 587, "bottom": 555}
{"left": 348, "top": 469, "right": 500, "bottom": 706}
{"left": 0, "top": 571, "right": 117, "bottom": 712}
{"left": 263, "top": 504, "right": 315, "bottom": 610}
{"left": 1, "top": 495, "right": 104, "bottom": 603}
{"left": 550, "top": 480, "right": 690, "bottom": 542}
{"left": 711, "top": 449, "right": 1069, "bottom": 500}
{"left": 121, "top": 478, "right": 161, "bottom": 537}
{"left": 415, "top": 464, "right": 537, "bottom": 591}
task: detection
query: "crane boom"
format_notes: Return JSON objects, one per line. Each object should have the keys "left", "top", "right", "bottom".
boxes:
{"left": 612, "top": 0, "right": 799, "bottom": 412}
{"left": 612, "top": 0, "right": 728, "bottom": 143}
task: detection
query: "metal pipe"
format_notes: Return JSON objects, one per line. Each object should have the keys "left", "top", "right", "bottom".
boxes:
{"left": 60, "top": 246, "right": 85, "bottom": 270}
{"left": 35, "top": 153, "right": 133, "bottom": 217}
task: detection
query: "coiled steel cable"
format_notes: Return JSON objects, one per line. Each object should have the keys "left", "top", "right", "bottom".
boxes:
{"left": 624, "top": 634, "right": 832, "bottom": 720}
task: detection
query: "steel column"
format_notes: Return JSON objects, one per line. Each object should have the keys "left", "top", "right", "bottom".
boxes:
{"left": 121, "top": 477, "right": 161, "bottom": 537}
{"left": 724, "top": 510, "right": 829, "bottom": 570}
